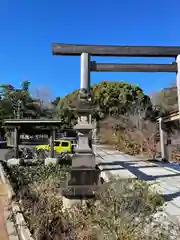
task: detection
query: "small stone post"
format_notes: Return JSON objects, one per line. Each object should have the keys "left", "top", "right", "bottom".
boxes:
{"left": 49, "top": 129, "right": 54, "bottom": 158}
{"left": 159, "top": 117, "right": 167, "bottom": 161}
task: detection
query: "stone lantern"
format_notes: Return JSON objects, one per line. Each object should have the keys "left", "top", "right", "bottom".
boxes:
{"left": 62, "top": 90, "right": 100, "bottom": 201}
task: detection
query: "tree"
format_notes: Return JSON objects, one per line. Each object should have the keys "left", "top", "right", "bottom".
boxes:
{"left": 150, "top": 81, "right": 178, "bottom": 112}
{"left": 32, "top": 87, "right": 54, "bottom": 119}
{"left": 0, "top": 81, "right": 33, "bottom": 118}
{"left": 0, "top": 81, "right": 63, "bottom": 137}
{"left": 123, "top": 100, "right": 159, "bottom": 157}
{"left": 52, "top": 97, "right": 61, "bottom": 106}
{"left": 21, "top": 81, "right": 30, "bottom": 92}
{"left": 55, "top": 81, "right": 151, "bottom": 126}
{"left": 0, "top": 81, "right": 53, "bottom": 120}
{"left": 91, "top": 81, "right": 147, "bottom": 116}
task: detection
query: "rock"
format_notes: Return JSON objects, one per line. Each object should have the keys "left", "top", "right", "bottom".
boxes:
{"left": 44, "top": 157, "right": 59, "bottom": 165}
{"left": 62, "top": 196, "right": 87, "bottom": 210}
{"left": 7, "top": 158, "right": 22, "bottom": 167}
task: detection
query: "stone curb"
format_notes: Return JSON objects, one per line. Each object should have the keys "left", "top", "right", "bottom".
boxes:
{"left": 0, "top": 163, "right": 15, "bottom": 200}
{"left": 163, "top": 167, "right": 180, "bottom": 174}
{"left": 0, "top": 162, "right": 34, "bottom": 240}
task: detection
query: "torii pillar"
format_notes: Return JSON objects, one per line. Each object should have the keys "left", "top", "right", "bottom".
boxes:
{"left": 80, "top": 53, "right": 90, "bottom": 92}
{"left": 176, "top": 55, "right": 180, "bottom": 117}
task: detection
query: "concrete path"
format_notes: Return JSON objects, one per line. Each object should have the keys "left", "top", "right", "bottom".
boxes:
{"left": 95, "top": 145, "right": 180, "bottom": 222}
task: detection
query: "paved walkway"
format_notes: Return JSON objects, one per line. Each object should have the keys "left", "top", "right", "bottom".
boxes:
{"left": 0, "top": 149, "right": 19, "bottom": 240}
{"left": 0, "top": 182, "right": 10, "bottom": 240}
{"left": 95, "top": 145, "right": 180, "bottom": 222}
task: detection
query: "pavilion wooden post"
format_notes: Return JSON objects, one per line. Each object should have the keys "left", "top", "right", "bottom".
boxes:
{"left": 14, "top": 127, "right": 19, "bottom": 159}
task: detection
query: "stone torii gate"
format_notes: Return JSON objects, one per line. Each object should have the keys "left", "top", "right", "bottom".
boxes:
{"left": 52, "top": 43, "right": 180, "bottom": 161}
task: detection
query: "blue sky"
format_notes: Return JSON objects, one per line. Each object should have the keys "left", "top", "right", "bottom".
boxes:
{"left": 0, "top": 0, "right": 179, "bottom": 100}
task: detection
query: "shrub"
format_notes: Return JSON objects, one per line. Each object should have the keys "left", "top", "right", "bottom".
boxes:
{"left": 7, "top": 163, "right": 69, "bottom": 192}
{"left": 7, "top": 164, "right": 180, "bottom": 240}
{"left": 66, "top": 179, "right": 166, "bottom": 240}
{"left": 22, "top": 178, "right": 76, "bottom": 240}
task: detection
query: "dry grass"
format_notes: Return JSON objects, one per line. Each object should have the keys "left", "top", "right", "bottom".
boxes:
{"left": 98, "top": 124, "right": 117, "bottom": 146}
{"left": 98, "top": 115, "right": 158, "bottom": 159}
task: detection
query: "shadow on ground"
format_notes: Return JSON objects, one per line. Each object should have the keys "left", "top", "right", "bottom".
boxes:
{"left": 97, "top": 160, "right": 180, "bottom": 181}
{"left": 97, "top": 158, "right": 180, "bottom": 203}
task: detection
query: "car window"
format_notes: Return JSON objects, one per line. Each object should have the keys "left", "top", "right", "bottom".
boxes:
{"left": 61, "top": 141, "right": 69, "bottom": 147}
{"left": 53, "top": 141, "right": 60, "bottom": 146}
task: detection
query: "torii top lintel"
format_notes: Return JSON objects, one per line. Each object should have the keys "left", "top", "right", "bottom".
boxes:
{"left": 52, "top": 43, "right": 180, "bottom": 57}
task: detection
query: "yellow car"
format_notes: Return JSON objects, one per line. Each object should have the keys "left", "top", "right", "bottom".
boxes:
{"left": 36, "top": 139, "right": 72, "bottom": 153}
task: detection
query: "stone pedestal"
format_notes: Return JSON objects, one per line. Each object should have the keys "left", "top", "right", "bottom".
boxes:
{"left": 72, "top": 153, "right": 96, "bottom": 168}
{"left": 62, "top": 168, "right": 100, "bottom": 198}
